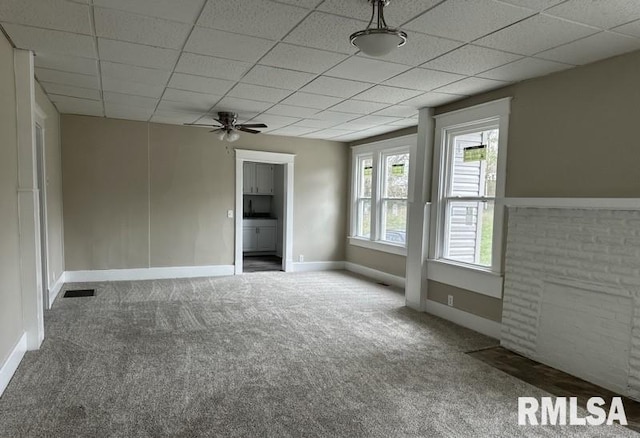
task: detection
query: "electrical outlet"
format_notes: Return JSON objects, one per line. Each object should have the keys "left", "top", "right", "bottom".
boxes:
{"left": 299, "top": 255, "right": 304, "bottom": 262}
{"left": 447, "top": 295, "right": 454, "bottom": 307}
{"left": 227, "top": 210, "right": 234, "bottom": 218}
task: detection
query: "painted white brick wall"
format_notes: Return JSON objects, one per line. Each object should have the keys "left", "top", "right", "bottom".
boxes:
{"left": 502, "top": 207, "right": 640, "bottom": 398}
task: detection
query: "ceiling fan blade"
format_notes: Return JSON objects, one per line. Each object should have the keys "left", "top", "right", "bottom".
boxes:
{"left": 237, "top": 127, "right": 261, "bottom": 134}
{"left": 184, "top": 123, "right": 221, "bottom": 127}
{"left": 209, "top": 128, "right": 223, "bottom": 133}
{"left": 237, "top": 123, "right": 268, "bottom": 128}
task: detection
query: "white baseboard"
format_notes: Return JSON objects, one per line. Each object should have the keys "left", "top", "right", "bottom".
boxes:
{"left": 424, "top": 300, "right": 501, "bottom": 339}
{"left": 344, "top": 262, "right": 406, "bottom": 289}
{"left": 292, "top": 261, "right": 345, "bottom": 272}
{"left": 65, "top": 265, "right": 235, "bottom": 283}
{"left": 0, "top": 333, "right": 27, "bottom": 398}
{"left": 48, "top": 272, "right": 66, "bottom": 308}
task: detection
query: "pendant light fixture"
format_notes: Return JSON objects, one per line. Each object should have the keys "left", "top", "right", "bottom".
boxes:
{"left": 350, "top": 0, "right": 408, "bottom": 57}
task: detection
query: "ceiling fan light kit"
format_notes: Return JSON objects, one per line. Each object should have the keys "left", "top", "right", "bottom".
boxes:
{"left": 350, "top": 0, "right": 407, "bottom": 57}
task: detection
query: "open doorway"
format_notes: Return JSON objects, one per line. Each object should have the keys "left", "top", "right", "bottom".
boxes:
{"left": 34, "top": 121, "right": 49, "bottom": 309}
{"left": 235, "top": 150, "right": 294, "bottom": 274}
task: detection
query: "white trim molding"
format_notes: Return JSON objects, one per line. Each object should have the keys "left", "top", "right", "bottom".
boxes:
{"left": 424, "top": 300, "right": 501, "bottom": 339}
{"left": 503, "top": 197, "right": 640, "bottom": 210}
{"left": 427, "top": 259, "right": 503, "bottom": 298}
{"left": 292, "top": 261, "right": 345, "bottom": 272}
{"left": 48, "top": 272, "right": 66, "bottom": 308}
{"left": 65, "top": 265, "right": 234, "bottom": 283}
{"left": 344, "top": 262, "right": 405, "bottom": 289}
{"left": 0, "top": 333, "right": 27, "bottom": 397}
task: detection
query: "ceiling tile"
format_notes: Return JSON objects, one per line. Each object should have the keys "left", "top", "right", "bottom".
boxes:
{"left": 300, "top": 76, "right": 372, "bottom": 98}
{"left": 434, "top": 77, "right": 508, "bottom": 95}
{"left": 329, "top": 100, "right": 388, "bottom": 114}
{"left": 405, "top": 0, "right": 533, "bottom": 42}
{"left": 197, "top": 0, "right": 308, "bottom": 40}
{"left": 277, "top": 0, "right": 323, "bottom": 8}
{"left": 326, "top": 57, "right": 410, "bottom": 83}
{"left": 102, "top": 76, "right": 165, "bottom": 98}
{"left": 280, "top": 92, "right": 342, "bottom": 110}
{"left": 265, "top": 104, "right": 319, "bottom": 118}
{"left": 301, "top": 129, "right": 354, "bottom": 140}
{"left": 361, "top": 32, "right": 463, "bottom": 66}
{"left": 185, "top": 26, "right": 275, "bottom": 62}
{"left": 249, "top": 114, "right": 301, "bottom": 128}
{"left": 40, "top": 82, "right": 100, "bottom": 100}
{"left": 537, "top": 31, "right": 640, "bottom": 65}
{"left": 422, "top": 45, "right": 522, "bottom": 75}
{"left": 34, "top": 53, "right": 98, "bottom": 76}
{"left": 545, "top": 0, "right": 640, "bottom": 29}
{"left": 98, "top": 39, "right": 179, "bottom": 70}
{"left": 105, "top": 103, "right": 154, "bottom": 121}
{"left": 400, "top": 92, "right": 462, "bottom": 108}
{"left": 292, "top": 119, "right": 341, "bottom": 129}
{"left": 94, "top": 0, "right": 206, "bottom": 23}
{"left": 330, "top": 119, "right": 376, "bottom": 132}
{"left": 332, "top": 132, "right": 371, "bottom": 142}
{"left": 614, "top": 19, "right": 640, "bottom": 38}
{"left": 353, "top": 85, "right": 423, "bottom": 104}
{"left": 95, "top": 8, "right": 191, "bottom": 50}
{"left": 497, "top": 0, "right": 565, "bottom": 11}
{"left": 259, "top": 43, "right": 348, "bottom": 74}
{"left": 157, "top": 99, "right": 215, "bottom": 114}
{"left": 479, "top": 56, "right": 572, "bottom": 81}
{"left": 475, "top": 15, "right": 599, "bottom": 55}
{"left": 228, "top": 84, "right": 292, "bottom": 103}
{"left": 284, "top": 11, "right": 363, "bottom": 54}
{"left": 267, "top": 126, "right": 320, "bottom": 136}
{"left": 168, "top": 73, "right": 235, "bottom": 95}
{"left": 373, "top": 105, "right": 417, "bottom": 118}
{"left": 354, "top": 125, "right": 403, "bottom": 137}
{"left": 384, "top": 68, "right": 464, "bottom": 91}
{"left": 2, "top": 24, "right": 96, "bottom": 58}
{"left": 35, "top": 68, "right": 99, "bottom": 89}
{"left": 101, "top": 62, "right": 171, "bottom": 85}
{"left": 150, "top": 110, "right": 202, "bottom": 125}
{"left": 163, "top": 88, "right": 222, "bottom": 109}
{"left": 241, "top": 65, "right": 316, "bottom": 90}
{"left": 215, "top": 97, "right": 273, "bottom": 114}
{"left": 175, "top": 53, "right": 252, "bottom": 80}
{"left": 387, "top": 118, "right": 419, "bottom": 127}
{"left": 318, "top": 0, "right": 440, "bottom": 24}
{"left": 49, "top": 95, "right": 104, "bottom": 116}
{"left": 354, "top": 115, "right": 404, "bottom": 126}
{"left": 103, "top": 91, "right": 158, "bottom": 109}
{"left": 0, "top": 0, "right": 91, "bottom": 34}
{"left": 310, "top": 110, "right": 361, "bottom": 122}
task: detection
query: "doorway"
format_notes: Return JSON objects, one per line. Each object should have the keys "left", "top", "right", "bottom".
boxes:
{"left": 235, "top": 150, "right": 294, "bottom": 274}
{"left": 34, "top": 118, "right": 49, "bottom": 310}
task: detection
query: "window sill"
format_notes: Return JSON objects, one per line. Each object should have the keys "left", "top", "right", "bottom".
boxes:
{"left": 426, "top": 259, "right": 503, "bottom": 299}
{"left": 348, "top": 237, "right": 407, "bottom": 256}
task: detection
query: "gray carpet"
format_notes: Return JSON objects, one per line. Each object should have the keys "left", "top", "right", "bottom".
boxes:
{"left": 0, "top": 271, "right": 633, "bottom": 437}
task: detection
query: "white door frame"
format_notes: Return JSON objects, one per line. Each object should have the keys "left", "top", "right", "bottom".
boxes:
{"left": 34, "top": 106, "right": 51, "bottom": 309}
{"left": 235, "top": 149, "right": 295, "bottom": 274}
{"left": 15, "top": 49, "right": 45, "bottom": 350}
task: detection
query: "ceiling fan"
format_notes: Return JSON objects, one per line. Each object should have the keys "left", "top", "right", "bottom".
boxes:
{"left": 184, "top": 112, "right": 267, "bottom": 142}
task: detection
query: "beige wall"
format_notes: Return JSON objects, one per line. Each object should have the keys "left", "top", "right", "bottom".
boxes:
{"left": 35, "top": 82, "right": 65, "bottom": 288}
{"left": 0, "top": 29, "right": 23, "bottom": 366}
{"left": 62, "top": 116, "right": 348, "bottom": 270}
{"left": 346, "top": 246, "right": 406, "bottom": 278}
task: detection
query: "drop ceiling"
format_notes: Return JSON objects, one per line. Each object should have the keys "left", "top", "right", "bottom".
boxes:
{"left": 2, "top": 0, "right": 640, "bottom": 142}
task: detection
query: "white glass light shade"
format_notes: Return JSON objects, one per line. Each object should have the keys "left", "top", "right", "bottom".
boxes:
{"left": 351, "top": 30, "right": 406, "bottom": 57}
{"left": 227, "top": 130, "right": 240, "bottom": 142}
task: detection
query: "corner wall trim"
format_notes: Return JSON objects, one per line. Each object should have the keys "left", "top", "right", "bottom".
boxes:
{"left": 424, "top": 300, "right": 501, "bottom": 339}
{"left": 344, "top": 262, "right": 406, "bottom": 289}
{"left": 65, "top": 265, "right": 235, "bottom": 283}
{"left": 0, "top": 333, "right": 27, "bottom": 398}
{"left": 48, "top": 272, "right": 66, "bottom": 308}
{"left": 292, "top": 261, "right": 345, "bottom": 272}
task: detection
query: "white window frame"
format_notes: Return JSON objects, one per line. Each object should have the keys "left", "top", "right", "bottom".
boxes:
{"left": 349, "top": 134, "right": 416, "bottom": 256}
{"left": 428, "top": 98, "right": 511, "bottom": 298}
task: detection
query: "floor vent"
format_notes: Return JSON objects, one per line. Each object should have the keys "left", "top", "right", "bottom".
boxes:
{"left": 63, "top": 289, "right": 96, "bottom": 298}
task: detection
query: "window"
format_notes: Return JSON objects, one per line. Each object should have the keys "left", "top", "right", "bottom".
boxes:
{"left": 429, "top": 99, "right": 510, "bottom": 297}
{"left": 350, "top": 135, "right": 415, "bottom": 255}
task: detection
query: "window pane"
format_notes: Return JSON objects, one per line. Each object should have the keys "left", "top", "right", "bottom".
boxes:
{"left": 356, "top": 199, "right": 371, "bottom": 238}
{"left": 444, "top": 200, "right": 494, "bottom": 266}
{"left": 450, "top": 129, "right": 498, "bottom": 197}
{"left": 359, "top": 157, "right": 373, "bottom": 198}
{"left": 381, "top": 200, "right": 407, "bottom": 244}
{"left": 383, "top": 153, "right": 409, "bottom": 198}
